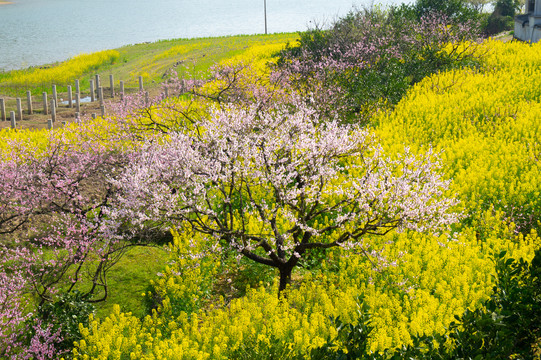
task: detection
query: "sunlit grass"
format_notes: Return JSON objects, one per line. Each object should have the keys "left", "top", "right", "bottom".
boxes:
{"left": 95, "top": 246, "right": 169, "bottom": 319}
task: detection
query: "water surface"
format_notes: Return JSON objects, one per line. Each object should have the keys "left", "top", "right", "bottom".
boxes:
{"left": 0, "top": 0, "right": 412, "bottom": 70}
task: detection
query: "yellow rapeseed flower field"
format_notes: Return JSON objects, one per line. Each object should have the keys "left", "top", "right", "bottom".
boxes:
{"left": 376, "top": 39, "right": 541, "bottom": 232}
{"left": 1, "top": 50, "right": 119, "bottom": 87}
{"left": 3, "top": 37, "right": 539, "bottom": 359}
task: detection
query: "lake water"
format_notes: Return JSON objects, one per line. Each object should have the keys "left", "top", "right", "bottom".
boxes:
{"left": 0, "top": 0, "right": 412, "bottom": 71}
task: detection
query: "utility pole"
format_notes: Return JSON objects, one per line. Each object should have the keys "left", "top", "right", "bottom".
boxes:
{"left": 264, "top": 0, "right": 268, "bottom": 34}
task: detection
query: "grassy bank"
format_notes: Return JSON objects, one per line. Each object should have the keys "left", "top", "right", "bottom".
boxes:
{"left": 0, "top": 32, "right": 298, "bottom": 97}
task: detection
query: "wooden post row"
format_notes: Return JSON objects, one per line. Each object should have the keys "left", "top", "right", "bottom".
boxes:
{"left": 26, "top": 91, "right": 33, "bottom": 115}
{"left": 0, "top": 98, "right": 6, "bottom": 121}
{"left": 16, "top": 98, "right": 22, "bottom": 121}
{"left": 43, "top": 92, "right": 48, "bottom": 115}
{"left": 67, "top": 85, "right": 73, "bottom": 108}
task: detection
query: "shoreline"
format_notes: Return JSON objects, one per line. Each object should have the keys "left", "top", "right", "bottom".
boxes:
{"left": 0, "top": 2, "right": 14, "bottom": 4}
{"left": 0, "top": 32, "right": 298, "bottom": 130}
{"left": 1, "top": 32, "right": 295, "bottom": 72}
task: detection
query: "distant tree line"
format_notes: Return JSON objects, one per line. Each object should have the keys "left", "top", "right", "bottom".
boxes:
{"left": 395, "top": 0, "right": 524, "bottom": 35}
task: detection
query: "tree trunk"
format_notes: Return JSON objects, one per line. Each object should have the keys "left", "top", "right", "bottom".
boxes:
{"left": 278, "top": 265, "right": 293, "bottom": 296}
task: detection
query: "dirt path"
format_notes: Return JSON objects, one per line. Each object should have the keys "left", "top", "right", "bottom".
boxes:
{"left": 0, "top": 86, "right": 164, "bottom": 130}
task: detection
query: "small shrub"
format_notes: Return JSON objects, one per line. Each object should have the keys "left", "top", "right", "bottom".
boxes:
{"left": 31, "top": 291, "right": 95, "bottom": 354}
{"left": 142, "top": 228, "right": 220, "bottom": 320}
{"left": 277, "top": 7, "right": 481, "bottom": 123}
{"left": 483, "top": 14, "right": 514, "bottom": 35}
{"left": 445, "top": 249, "right": 541, "bottom": 359}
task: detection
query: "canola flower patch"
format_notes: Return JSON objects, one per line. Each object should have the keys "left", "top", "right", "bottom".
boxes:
{"left": 218, "top": 42, "right": 288, "bottom": 73}
{"left": 196, "top": 41, "right": 291, "bottom": 100}
{"left": 0, "top": 114, "right": 136, "bottom": 162}
{"left": 0, "top": 128, "right": 50, "bottom": 160}
{"left": 0, "top": 50, "right": 119, "bottom": 87}
{"left": 153, "top": 43, "right": 211, "bottom": 62}
{"left": 376, "top": 39, "right": 541, "bottom": 232}
{"left": 72, "top": 217, "right": 537, "bottom": 358}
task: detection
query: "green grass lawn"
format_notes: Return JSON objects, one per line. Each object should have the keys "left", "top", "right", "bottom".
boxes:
{"left": 93, "top": 245, "right": 170, "bottom": 319}
{"left": 34, "top": 244, "right": 171, "bottom": 320}
{"left": 109, "top": 33, "right": 298, "bottom": 85}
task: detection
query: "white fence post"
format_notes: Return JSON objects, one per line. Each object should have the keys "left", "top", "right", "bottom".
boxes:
{"left": 52, "top": 85, "right": 58, "bottom": 107}
{"left": 76, "top": 92, "right": 80, "bottom": 113}
{"left": 50, "top": 99, "right": 56, "bottom": 122}
{"left": 98, "top": 87, "right": 104, "bottom": 105}
{"left": 120, "top": 80, "right": 125, "bottom": 100}
{"left": 109, "top": 74, "right": 115, "bottom": 98}
{"left": 26, "top": 91, "right": 33, "bottom": 115}
{"left": 67, "top": 85, "right": 73, "bottom": 108}
{"left": 90, "top": 80, "right": 95, "bottom": 102}
{"left": 42, "top": 92, "right": 48, "bottom": 115}
{"left": 0, "top": 98, "right": 6, "bottom": 121}
{"left": 10, "top": 111, "right": 16, "bottom": 129}
{"left": 16, "top": 98, "right": 22, "bottom": 121}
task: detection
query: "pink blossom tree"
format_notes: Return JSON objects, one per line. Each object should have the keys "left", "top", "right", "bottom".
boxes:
{"left": 276, "top": 9, "right": 481, "bottom": 123}
{"left": 0, "top": 267, "right": 28, "bottom": 358}
{"left": 109, "top": 102, "right": 459, "bottom": 294}
{"left": 1, "top": 240, "right": 63, "bottom": 359}
{"left": 0, "top": 134, "right": 130, "bottom": 303}
{"left": 0, "top": 129, "right": 142, "bottom": 358}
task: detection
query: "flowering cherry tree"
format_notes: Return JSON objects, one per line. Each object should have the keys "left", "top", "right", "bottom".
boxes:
{"left": 110, "top": 102, "right": 459, "bottom": 294}
{"left": 276, "top": 9, "right": 480, "bottom": 123}
{"left": 0, "top": 131, "right": 131, "bottom": 358}
{"left": 0, "top": 135, "right": 130, "bottom": 300}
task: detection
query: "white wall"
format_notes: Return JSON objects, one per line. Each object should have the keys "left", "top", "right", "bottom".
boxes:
{"left": 515, "top": 18, "right": 541, "bottom": 42}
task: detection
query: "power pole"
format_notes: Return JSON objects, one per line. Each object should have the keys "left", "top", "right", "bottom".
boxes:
{"left": 264, "top": 0, "right": 268, "bottom": 34}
